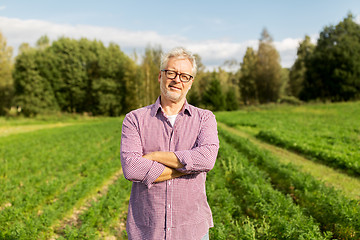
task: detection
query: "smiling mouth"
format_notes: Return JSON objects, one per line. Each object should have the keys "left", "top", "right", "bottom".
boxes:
{"left": 169, "top": 85, "right": 181, "bottom": 91}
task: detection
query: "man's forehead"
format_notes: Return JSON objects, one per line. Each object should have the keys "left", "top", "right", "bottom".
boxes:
{"left": 167, "top": 57, "right": 192, "bottom": 68}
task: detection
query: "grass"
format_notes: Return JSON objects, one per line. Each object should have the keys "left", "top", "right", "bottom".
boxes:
{"left": 0, "top": 113, "right": 110, "bottom": 137}
{"left": 208, "top": 136, "right": 328, "bottom": 239}
{"left": 216, "top": 101, "right": 360, "bottom": 176}
{"left": 0, "top": 117, "right": 126, "bottom": 239}
{"left": 1, "top": 101, "right": 360, "bottom": 239}
{"left": 218, "top": 122, "right": 360, "bottom": 200}
{"left": 218, "top": 124, "right": 360, "bottom": 239}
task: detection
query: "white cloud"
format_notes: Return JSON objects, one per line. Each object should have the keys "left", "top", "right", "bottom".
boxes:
{"left": 274, "top": 38, "right": 302, "bottom": 68}
{"left": 0, "top": 6, "right": 6, "bottom": 10}
{"left": 274, "top": 38, "right": 302, "bottom": 52}
{"left": 0, "top": 16, "right": 301, "bottom": 69}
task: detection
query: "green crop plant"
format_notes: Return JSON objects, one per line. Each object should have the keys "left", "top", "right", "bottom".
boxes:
{"left": 0, "top": 118, "right": 124, "bottom": 239}
{"left": 207, "top": 136, "right": 328, "bottom": 239}
{"left": 219, "top": 125, "right": 360, "bottom": 239}
{"left": 216, "top": 101, "right": 360, "bottom": 176}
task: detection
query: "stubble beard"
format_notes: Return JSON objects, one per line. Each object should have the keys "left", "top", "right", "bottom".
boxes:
{"left": 160, "top": 79, "right": 190, "bottom": 103}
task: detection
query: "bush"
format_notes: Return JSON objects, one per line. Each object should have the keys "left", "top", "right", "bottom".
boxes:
{"left": 277, "top": 96, "right": 303, "bottom": 105}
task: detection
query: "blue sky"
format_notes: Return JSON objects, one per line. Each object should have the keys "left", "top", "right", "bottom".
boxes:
{"left": 0, "top": 0, "right": 359, "bottom": 69}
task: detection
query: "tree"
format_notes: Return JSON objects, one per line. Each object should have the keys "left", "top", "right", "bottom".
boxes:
{"left": 122, "top": 47, "right": 143, "bottom": 114}
{"left": 13, "top": 49, "right": 58, "bottom": 116}
{"left": 141, "top": 45, "right": 162, "bottom": 106}
{"left": 225, "top": 87, "right": 238, "bottom": 110}
{"left": 49, "top": 37, "right": 87, "bottom": 112}
{"left": 12, "top": 36, "right": 136, "bottom": 116}
{"left": 18, "top": 43, "right": 31, "bottom": 55}
{"left": 36, "top": 35, "right": 50, "bottom": 50}
{"left": 187, "top": 53, "right": 206, "bottom": 107}
{"left": 202, "top": 74, "right": 226, "bottom": 111}
{"left": 239, "top": 47, "right": 258, "bottom": 105}
{"left": 255, "top": 28, "right": 282, "bottom": 103}
{"left": 301, "top": 13, "right": 360, "bottom": 101}
{"left": 0, "top": 31, "right": 13, "bottom": 115}
{"left": 279, "top": 67, "right": 291, "bottom": 97}
{"left": 289, "top": 35, "right": 314, "bottom": 98}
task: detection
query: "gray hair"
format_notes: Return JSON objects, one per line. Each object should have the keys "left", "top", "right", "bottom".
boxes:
{"left": 160, "top": 47, "right": 197, "bottom": 77}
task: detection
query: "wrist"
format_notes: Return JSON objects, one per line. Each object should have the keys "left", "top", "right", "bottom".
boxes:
{"left": 143, "top": 151, "right": 156, "bottom": 160}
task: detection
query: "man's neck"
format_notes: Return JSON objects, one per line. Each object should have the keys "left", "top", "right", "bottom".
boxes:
{"left": 160, "top": 95, "right": 186, "bottom": 116}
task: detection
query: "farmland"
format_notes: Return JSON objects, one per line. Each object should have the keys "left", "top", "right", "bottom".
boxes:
{"left": 1, "top": 101, "right": 360, "bottom": 239}
{"left": 0, "top": 117, "right": 131, "bottom": 239}
{"left": 216, "top": 101, "right": 360, "bottom": 176}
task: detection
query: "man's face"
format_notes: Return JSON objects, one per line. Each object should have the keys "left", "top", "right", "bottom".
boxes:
{"left": 159, "top": 57, "right": 193, "bottom": 103}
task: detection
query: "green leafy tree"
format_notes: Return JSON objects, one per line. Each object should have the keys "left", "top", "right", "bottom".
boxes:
{"left": 13, "top": 49, "right": 58, "bottom": 116}
{"left": 122, "top": 48, "right": 144, "bottom": 114}
{"left": 36, "top": 35, "right": 50, "bottom": 50}
{"left": 187, "top": 87, "right": 201, "bottom": 107}
{"left": 279, "top": 68, "right": 290, "bottom": 97}
{"left": 78, "top": 38, "right": 124, "bottom": 115}
{"left": 219, "top": 61, "right": 240, "bottom": 109}
{"left": 141, "top": 45, "right": 162, "bottom": 106}
{"left": 301, "top": 13, "right": 360, "bottom": 101}
{"left": 239, "top": 47, "right": 258, "bottom": 105}
{"left": 18, "top": 43, "right": 31, "bottom": 55}
{"left": 0, "top": 31, "right": 14, "bottom": 115}
{"left": 202, "top": 74, "right": 226, "bottom": 111}
{"left": 49, "top": 37, "right": 87, "bottom": 112}
{"left": 188, "top": 53, "right": 206, "bottom": 107}
{"left": 12, "top": 36, "right": 134, "bottom": 116}
{"left": 255, "top": 28, "right": 282, "bottom": 103}
{"left": 289, "top": 35, "right": 314, "bottom": 98}
{"left": 225, "top": 87, "right": 238, "bottom": 110}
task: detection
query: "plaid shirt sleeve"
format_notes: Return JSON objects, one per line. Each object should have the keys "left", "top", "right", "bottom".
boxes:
{"left": 174, "top": 110, "right": 219, "bottom": 174}
{"left": 120, "top": 112, "right": 165, "bottom": 189}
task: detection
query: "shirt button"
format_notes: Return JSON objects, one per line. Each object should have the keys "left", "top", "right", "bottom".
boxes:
{"left": 167, "top": 228, "right": 171, "bottom": 231}
{"left": 168, "top": 181, "right": 171, "bottom": 186}
{"left": 168, "top": 204, "right": 171, "bottom": 209}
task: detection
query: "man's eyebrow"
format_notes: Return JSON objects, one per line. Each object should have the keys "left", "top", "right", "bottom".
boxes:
{"left": 168, "top": 69, "right": 192, "bottom": 74}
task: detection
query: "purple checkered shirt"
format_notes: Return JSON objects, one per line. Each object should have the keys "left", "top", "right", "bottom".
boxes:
{"left": 120, "top": 97, "right": 219, "bottom": 240}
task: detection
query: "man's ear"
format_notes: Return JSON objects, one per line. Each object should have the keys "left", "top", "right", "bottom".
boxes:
{"left": 158, "top": 71, "right": 162, "bottom": 82}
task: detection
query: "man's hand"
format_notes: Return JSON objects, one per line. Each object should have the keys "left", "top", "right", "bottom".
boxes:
{"left": 154, "top": 166, "right": 185, "bottom": 182}
{"left": 143, "top": 151, "right": 186, "bottom": 183}
{"left": 143, "top": 151, "right": 184, "bottom": 169}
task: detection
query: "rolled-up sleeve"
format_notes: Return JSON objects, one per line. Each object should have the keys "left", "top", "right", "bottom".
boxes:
{"left": 120, "top": 113, "right": 165, "bottom": 188}
{"left": 174, "top": 111, "right": 219, "bottom": 174}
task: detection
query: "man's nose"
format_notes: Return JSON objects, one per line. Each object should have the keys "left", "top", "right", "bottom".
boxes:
{"left": 173, "top": 74, "right": 181, "bottom": 83}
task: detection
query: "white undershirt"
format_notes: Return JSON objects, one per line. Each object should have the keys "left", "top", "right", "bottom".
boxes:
{"left": 167, "top": 114, "right": 178, "bottom": 127}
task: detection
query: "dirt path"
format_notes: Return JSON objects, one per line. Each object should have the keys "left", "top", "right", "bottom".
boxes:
{"left": 48, "top": 168, "right": 125, "bottom": 239}
{"left": 0, "top": 123, "right": 76, "bottom": 137}
{"left": 218, "top": 122, "right": 360, "bottom": 200}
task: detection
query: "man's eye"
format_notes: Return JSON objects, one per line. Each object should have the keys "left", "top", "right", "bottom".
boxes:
{"left": 167, "top": 72, "right": 176, "bottom": 76}
{"left": 181, "top": 75, "right": 190, "bottom": 80}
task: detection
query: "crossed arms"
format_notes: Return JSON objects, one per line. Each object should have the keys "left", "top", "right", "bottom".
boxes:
{"left": 142, "top": 151, "right": 185, "bottom": 182}
{"left": 120, "top": 111, "right": 219, "bottom": 188}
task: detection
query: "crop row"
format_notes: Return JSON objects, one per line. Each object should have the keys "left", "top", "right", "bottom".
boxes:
{"left": 207, "top": 137, "right": 328, "bottom": 239}
{"left": 218, "top": 125, "right": 360, "bottom": 239}
{"left": 0, "top": 119, "right": 124, "bottom": 239}
{"left": 256, "top": 129, "right": 360, "bottom": 175}
{"left": 55, "top": 174, "right": 131, "bottom": 239}
{"left": 215, "top": 102, "right": 360, "bottom": 177}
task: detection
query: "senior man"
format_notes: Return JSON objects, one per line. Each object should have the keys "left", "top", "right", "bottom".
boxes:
{"left": 120, "top": 47, "right": 219, "bottom": 240}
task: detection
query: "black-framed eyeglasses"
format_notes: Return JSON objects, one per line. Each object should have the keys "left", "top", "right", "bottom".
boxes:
{"left": 161, "top": 70, "right": 194, "bottom": 83}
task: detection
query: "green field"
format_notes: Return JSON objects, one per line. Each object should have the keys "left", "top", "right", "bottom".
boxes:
{"left": 216, "top": 101, "right": 360, "bottom": 176}
{"left": 1, "top": 102, "right": 359, "bottom": 239}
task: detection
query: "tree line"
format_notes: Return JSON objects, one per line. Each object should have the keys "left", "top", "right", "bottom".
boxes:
{"left": 0, "top": 13, "right": 359, "bottom": 116}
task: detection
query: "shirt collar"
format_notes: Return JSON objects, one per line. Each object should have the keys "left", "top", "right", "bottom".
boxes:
{"left": 151, "top": 96, "right": 192, "bottom": 117}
